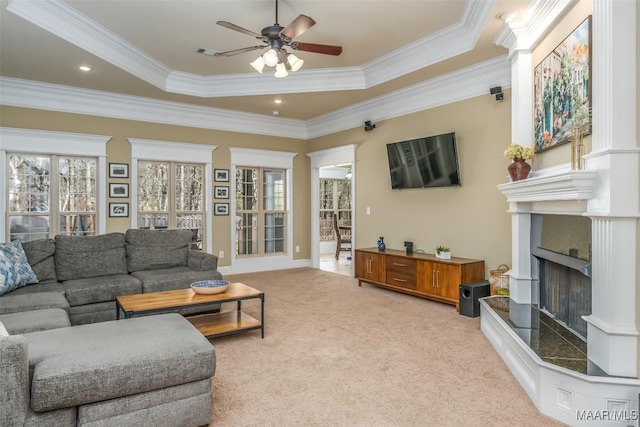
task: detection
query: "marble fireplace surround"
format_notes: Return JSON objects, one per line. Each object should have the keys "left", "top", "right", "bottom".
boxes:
{"left": 480, "top": 164, "right": 640, "bottom": 426}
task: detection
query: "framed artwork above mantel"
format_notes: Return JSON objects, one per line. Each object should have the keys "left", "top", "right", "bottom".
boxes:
{"left": 533, "top": 16, "right": 592, "bottom": 153}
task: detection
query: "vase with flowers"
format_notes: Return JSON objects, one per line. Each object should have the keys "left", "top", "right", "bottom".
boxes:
{"left": 504, "top": 143, "right": 535, "bottom": 181}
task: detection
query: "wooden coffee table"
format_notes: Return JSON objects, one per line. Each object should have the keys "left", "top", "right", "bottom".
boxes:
{"left": 116, "top": 282, "right": 264, "bottom": 339}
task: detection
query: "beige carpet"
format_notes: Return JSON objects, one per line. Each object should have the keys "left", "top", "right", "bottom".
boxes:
{"left": 210, "top": 268, "right": 565, "bottom": 426}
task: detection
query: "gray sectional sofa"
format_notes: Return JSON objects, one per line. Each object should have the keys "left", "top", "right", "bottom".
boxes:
{"left": 0, "top": 229, "right": 223, "bottom": 426}
{"left": 1, "top": 228, "right": 223, "bottom": 327}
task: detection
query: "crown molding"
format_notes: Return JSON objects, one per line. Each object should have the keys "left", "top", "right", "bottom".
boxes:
{"left": 362, "top": 0, "right": 495, "bottom": 86}
{"left": 0, "top": 54, "right": 510, "bottom": 140}
{"left": 7, "top": 0, "right": 496, "bottom": 98}
{"left": 494, "top": 0, "right": 577, "bottom": 54}
{"left": 0, "top": 77, "right": 308, "bottom": 139}
{"left": 306, "top": 56, "right": 511, "bottom": 139}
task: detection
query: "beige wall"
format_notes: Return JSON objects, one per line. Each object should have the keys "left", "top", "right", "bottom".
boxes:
{"left": 309, "top": 92, "right": 513, "bottom": 276}
{"left": 0, "top": 106, "right": 311, "bottom": 266}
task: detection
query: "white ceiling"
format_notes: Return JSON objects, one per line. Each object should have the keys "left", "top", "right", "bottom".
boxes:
{"left": 0, "top": 0, "right": 531, "bottom": 123}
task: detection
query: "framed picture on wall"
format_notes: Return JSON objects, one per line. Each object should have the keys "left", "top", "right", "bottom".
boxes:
{"left": 214, "top": 203, "right": 229, "bottom": 216}
{"left": 214, "top": 186, "right": 229, "bottom": 199}
{"left": 214, "top": 169, "right": 229, "bottom": 182}
{"left": 533, "top": 16, "right": 592, "bottom": 152}
{"left": 109, "top": 202, "right": 129, "bottom": 217}
{"left": 109, "top": 183, "right": 129, "bottom": 198}
{"left": 109, "top": 163, "right": 129, "bottom": 178}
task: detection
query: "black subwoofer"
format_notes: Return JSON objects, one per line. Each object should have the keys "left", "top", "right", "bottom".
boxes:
{"left": 459, "top": 280, "right": 491, "bottom": 318}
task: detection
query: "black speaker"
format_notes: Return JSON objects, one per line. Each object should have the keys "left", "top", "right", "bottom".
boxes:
{"left": 459, "top": 280, "right": 490, "bottom": 318}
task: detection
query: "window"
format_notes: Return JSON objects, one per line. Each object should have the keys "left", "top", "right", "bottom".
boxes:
{"left": 7, "top": 154, "right": 97, "bottom": 242}
{"left": 236, "top": 167, "right": 286, "bottom": 256}
{"left": 319, "top": 178, "right": 351, "bottom": 241}
{"left": 137, "top": 161, "right": 204, "bottom": 246}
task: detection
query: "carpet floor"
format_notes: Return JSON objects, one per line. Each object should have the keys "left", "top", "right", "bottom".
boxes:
{"left": 210, "top": 268, "right": 566, "bottom": 426}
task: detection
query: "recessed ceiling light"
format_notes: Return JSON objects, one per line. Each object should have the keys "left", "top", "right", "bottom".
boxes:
{"left": 78, "top": 65, "right": 92, "bottom": 72}
{"left": 273, "top": 99, "right": 283, "bottom": 104}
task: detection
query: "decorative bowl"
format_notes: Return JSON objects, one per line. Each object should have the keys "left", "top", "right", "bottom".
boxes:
{"left": 190, "top": 280, "right": 230, "bottom": 295}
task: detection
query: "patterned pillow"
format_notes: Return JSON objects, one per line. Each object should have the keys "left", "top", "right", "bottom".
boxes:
{"left": 0, "top": 251, "right": 24, "bottom": 296}
{"left": 0, "top": 241, "right": 39, "bottom": 294}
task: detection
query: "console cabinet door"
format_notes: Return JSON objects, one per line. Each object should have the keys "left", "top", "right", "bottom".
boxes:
{"left": 418, "top": 261, "right": 461, "bottom": 301}
{"left": 355, "top": 251, "right": 386, "bottom": 283}
{"left": 433, "top": 262, "right": 461, "bottom": 301}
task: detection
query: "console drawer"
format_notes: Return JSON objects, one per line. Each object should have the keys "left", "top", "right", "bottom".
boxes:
{"left": 386, "top": 256, "right": 416, "bottom": 275}
{"left": 385, "top": 256, "right": 416, "bottom": 289}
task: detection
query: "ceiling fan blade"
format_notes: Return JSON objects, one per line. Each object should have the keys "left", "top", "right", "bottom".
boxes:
{"left": 280, "top": 15, "right": 316, "bottom": 40}
{"left": 209, "top": 46, "right": 266, "bottom": 57}
{"left": 291, "top": 42, "right": 342, "bottom": 56}
{"left": 216, "top": 21, "right": 263, "bottom": 39}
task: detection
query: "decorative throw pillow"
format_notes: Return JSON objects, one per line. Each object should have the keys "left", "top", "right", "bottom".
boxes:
{"left": 0, "top": 240, "right": 39, "bottom": 290}
{"left": 0, "top": 251, "right": 24, "bottom": 296}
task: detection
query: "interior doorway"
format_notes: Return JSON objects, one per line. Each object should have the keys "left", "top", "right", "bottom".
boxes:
{"left": 307, "top": 144, "right": 357, "bottom": 276}
{"left": 318, "top": 165, "right": 352, "bottom": 276}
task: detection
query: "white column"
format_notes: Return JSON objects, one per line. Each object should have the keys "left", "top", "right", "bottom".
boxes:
{"left": 507, "top": 202, "right": 532, "bottom": 304}
{"left": 510, "top": 49, "right": 533, "bottom": 146}
{"left": 582, "top": 0, "right": 639, "bottom": 377}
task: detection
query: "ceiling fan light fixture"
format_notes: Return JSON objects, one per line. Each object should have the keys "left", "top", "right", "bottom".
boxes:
{"left": 274, "top": 62, "right": 289, "bottom": 78}
{"left": 250, "top": 56, "right": 266, "bottom": 73}
{"left": 287, "top": 53, "right": 304, "bottom": 72}
{"left": 263, "top": 49, "right": 279, "bottom": 67}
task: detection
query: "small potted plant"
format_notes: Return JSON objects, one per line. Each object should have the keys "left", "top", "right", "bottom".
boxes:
{"left": 504, "top": 143, "right": 535, "bottom": 181}
{"left": 435, "top": 246, "right": 451, "bottom": 260}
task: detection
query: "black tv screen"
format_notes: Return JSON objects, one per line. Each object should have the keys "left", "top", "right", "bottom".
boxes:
{"left": 386, "top": 132, "right": 461, "bottom": 189}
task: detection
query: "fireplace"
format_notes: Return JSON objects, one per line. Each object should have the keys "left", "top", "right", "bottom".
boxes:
{"left": 480, "top": 166, "right": 640, "bottom": 426}
{"left": 532, "top": 213, "right": 592, "bottom": 341}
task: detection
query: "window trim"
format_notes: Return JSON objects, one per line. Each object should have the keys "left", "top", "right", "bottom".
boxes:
{"left": 128, "top": 138, "right": 216, "bottom": 252}
{"left": 230, "top": 148, "right": 296, "bottom": 272}
{"left": 1, "top": 127, "right": 109, "bottom": 243}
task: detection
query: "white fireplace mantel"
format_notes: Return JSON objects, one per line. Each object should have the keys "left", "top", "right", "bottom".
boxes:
{"left": 498, "top": 165, "right": 599, "bottom": 204}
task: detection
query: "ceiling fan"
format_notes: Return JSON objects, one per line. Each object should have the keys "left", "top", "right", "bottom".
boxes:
{"left": 198, "top": 0, "right": 342, "bottom": 77}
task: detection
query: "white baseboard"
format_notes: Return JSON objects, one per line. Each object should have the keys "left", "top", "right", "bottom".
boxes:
{"left": 218, "top": 257, "right": 312, "bottom": 276}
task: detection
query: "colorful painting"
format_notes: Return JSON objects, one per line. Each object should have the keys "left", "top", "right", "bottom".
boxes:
{"left": 534, "top": 16, "right": 591, "bottom": 152}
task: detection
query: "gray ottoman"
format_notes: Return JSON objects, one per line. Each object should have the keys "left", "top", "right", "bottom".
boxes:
{"left": 2, "top": 313, "right": 215, "bottom": 427}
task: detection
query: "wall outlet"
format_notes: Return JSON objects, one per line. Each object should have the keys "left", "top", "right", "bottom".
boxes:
{"left": 218, "top": 250, "right": 224, "bottom": 259}
{"left": 295, "top": 246, "right": 300, "bottom": 253}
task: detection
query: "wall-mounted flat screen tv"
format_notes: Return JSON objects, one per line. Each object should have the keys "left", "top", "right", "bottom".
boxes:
{"left": 386, "top": 132, "right": 461, "bottom": 189}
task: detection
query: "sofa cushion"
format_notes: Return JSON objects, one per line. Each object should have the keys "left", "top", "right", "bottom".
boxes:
{"left": 21, "top": 238, "right": 57, "bottom": 283}
{"left": 125, "top": 229, "right": 193, "bottom": 272}
{"left": 62, "top": 274, "right": 141, "bottom": 306}
{"left": 6, "top": 280, "right": 64, "bottom": 296}
{"left": 1, "top": 308, "right": 71, "bottom": 334}
{"left": 25, "top": 314, "right": 216, "bottom": 412}
{"left": 0, "top": 241, "right": 39, "bottom": 296}
{"left": 0, "top": 292, "right": 70, "bottom": 315}
{"left": 131, "top": 266, "right": 223, "bottom": 293}
{"left": 54, "top": 233, "right": 127, "bottom": 281}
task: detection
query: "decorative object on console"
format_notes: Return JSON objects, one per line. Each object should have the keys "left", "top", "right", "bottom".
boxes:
{"left": 376, "top": 237, "right": 386, "bottom": 252}
{"left": 504, "top": 143, "right": 535, "bottom": 181}
{"left": 404, "top": 241, "right": 413, "bottom": 255}
{"left": 435, "top": 246, "right": 451, "bottom": 260}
